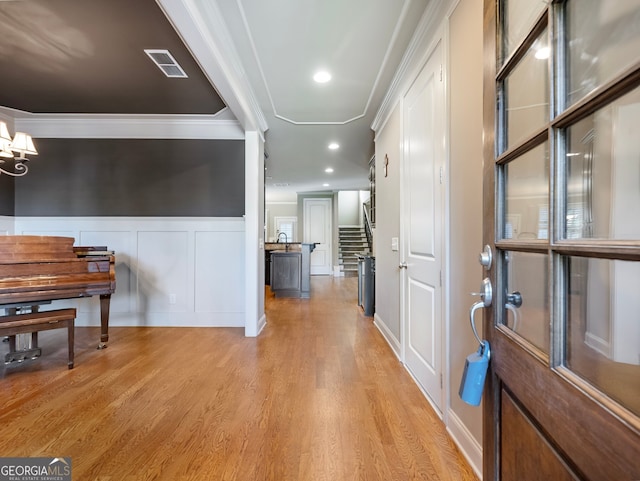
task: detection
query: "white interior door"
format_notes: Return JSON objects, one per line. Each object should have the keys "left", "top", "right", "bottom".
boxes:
{"left": 401, "top": 42, "right": 445, "bottom": 412}
{"left": 303, "top": 198, "right": 332, "bottom": 275}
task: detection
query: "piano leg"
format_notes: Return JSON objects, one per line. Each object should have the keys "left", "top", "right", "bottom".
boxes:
{"left": 98, "top": 294, "right": 111, "bottom": 350}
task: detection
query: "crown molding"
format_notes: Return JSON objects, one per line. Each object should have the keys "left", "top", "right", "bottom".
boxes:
{"left": 4, "top": 108, "right": 244, "bottom": 139}
{"left": 371, "top": 0, "right": 452, "bottom": 133}
{"left": 157, "top": 0, "right": 268, "bottom": 138}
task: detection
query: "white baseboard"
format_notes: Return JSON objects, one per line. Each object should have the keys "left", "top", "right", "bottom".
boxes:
{"left": 446, "top": 409, "right": 483, "bottom": 480}
{"left": 76, "top": 310, "right": 245, "bottom": 328}
{"left": 255, "top": 313, "right": 267, "bottom": 336}
{"left": 373, "top": 313, "right": 401, "bottom": 359}
{"left": 374, "top": 312, "right": 482, "bottom": 478}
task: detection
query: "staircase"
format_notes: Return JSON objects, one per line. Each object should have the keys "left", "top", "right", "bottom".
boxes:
{"left": 338, "top": 226, "right": 370, "bottom": 277}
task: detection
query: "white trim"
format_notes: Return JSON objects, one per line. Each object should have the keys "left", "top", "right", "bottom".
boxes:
{"left": 446, "top": 409, "right": 483, "bottom": 480}
{"left": 13, "top": 111, "right": 244, "bottom": 140}
{"left": 256, "top": 313, "right": 267, "bottom": 336}
{"left": 373, "top": 313, "right": 402, "bottom": 359}
{"left": 303, "top": 197, "right": 333, "bottom": 276}
{"left": 157, "top": 0, "right": 268, "bottom": 136}
{"left": 235, "top": 0, "right": 413, "bottom": 126}
{"left": 0, "top": 216, "right": 14, "bottom": 236}
{"left": 14, "top": 216, "right": 244, "bottom": 229}
{"left": 372, "top": 0, "right": 451, "bottom": 132}
{"left": 244, "top": 131, "right": 264, "bottom": 337}
{"left": 403, "top": 362, "right": 444, "bottom": 419}
{"left": 442, "top": 9, "right": 453, "bottom": 439}
{"left": 13, "top": 216, "right": 247, "bottom": 328}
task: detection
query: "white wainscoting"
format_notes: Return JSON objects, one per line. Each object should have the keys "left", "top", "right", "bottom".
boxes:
{"left": 13, "top": 217, "right": 246, "bottom": 328}
{"left": 0, "top": 216, "right": 14, "bottom": 235}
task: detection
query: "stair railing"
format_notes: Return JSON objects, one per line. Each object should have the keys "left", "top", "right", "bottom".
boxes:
{"left": 362, "top": 201, "right": 373, "bottom": 252}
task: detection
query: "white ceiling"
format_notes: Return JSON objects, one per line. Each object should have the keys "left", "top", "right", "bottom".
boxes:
{"left": 181, "top": 0, "right": 431, "bottom": 200}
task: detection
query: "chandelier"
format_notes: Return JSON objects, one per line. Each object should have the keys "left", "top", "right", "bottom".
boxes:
{"left": 0, "top": 121, "right": 38, "bottom": 177}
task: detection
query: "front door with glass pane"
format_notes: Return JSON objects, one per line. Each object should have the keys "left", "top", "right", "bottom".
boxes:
{"left": 482, "top": 1, "right": 640, "bottom": 479}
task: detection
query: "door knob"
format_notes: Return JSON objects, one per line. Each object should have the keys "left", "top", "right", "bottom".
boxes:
{"left": 478, "top": 245, "right": 492, "bottom": 270}
{"left": 506, "top": 291, "right": 522, "bottom": 308}
{"left": 399, "top": 262, "right": 407, "bottom": 269}
{"left": 505, "top": 291, "right": 522, "bottom": 331}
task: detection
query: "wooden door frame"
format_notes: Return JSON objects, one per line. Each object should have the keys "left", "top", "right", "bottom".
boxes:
{"left": 481, "top": 1, "right": 498, "bottom": 479}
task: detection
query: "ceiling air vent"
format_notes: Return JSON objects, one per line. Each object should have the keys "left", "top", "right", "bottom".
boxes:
{"left": 144, "top": 49, "right": 188, "bottom": 78}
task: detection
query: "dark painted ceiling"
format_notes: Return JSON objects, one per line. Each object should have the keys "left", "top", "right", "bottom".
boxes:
{"left": 0, "top": 0, "right": 226, "bottom": 115}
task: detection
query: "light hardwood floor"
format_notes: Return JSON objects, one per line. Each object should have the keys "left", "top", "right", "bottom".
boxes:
{"left": 0, "top": 276, "right": 478, "bottom": 481}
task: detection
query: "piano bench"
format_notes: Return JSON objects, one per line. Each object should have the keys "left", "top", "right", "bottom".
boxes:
{"left": 0, "top": 308, "right": 76, "bottom": 369}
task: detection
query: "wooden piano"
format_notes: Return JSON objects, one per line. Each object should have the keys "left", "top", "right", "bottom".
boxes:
{"left": 0, "top": 235, "right": 115, "bottom": 363}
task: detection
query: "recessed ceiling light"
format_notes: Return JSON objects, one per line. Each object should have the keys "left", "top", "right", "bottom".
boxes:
{"left": 328, "top": 143, "right": 339, "bottom": 150}
{"left": 325, "top": 167, "right": 334, "bottom": 173}
{"left": 314, "top": 71, "right": 332, "bottom": 83}
{"left": 323, "top": 183, "right": 330, "bottom": 187}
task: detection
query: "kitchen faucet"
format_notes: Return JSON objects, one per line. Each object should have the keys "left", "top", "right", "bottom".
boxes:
{"left": 277, "top": 231, "right": 289, "bottom": 250}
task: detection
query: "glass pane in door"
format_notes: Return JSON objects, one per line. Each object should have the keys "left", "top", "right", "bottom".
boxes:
{"left": 503, "top": 28, "right": 550, "bottom": 150}
{"left": 564, "top": 85, "right": 640, "bottom": 240}
{"left": 502, "top": 251, "right": 549, "bottom": 354}
{"left": 500, "top": 0, "right": 548, "bottom": 65}
{"left": 566, "top": 256, "right": 640, "bottom": 416}
{"left": 566, "top": 0, "right": 640, "bottom": 107}
{"left": 504, "top": 142, "right": 549, "bottom": 240}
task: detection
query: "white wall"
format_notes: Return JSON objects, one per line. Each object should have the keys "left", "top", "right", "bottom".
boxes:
{"left": 338, "top": 190, "right": 361, "bottom": 226}
{"left": 373, "top": 105, "right": 402, "bottom": 355}
{"left": 446, "top": 0, "right": 484, "bottom": 472}
{"left": 265, "top": 201, "right": 297, "bottom": 241}
{"left": 372, "top": 0, "right": 484, "bottom": 476}
{"left": 14, "top": 217, "right": 246, "bottom": 328}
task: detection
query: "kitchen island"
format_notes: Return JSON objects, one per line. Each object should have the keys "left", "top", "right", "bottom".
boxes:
{"left": 265, "top": 243, "right": 316, "bottom": 298}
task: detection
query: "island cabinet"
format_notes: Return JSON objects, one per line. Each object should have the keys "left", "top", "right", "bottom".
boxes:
{"left": 269, "top": 243, "right": 316, "bottom": 298}
{"left": 270, "top": 251, "right": 301, "bottom": 297}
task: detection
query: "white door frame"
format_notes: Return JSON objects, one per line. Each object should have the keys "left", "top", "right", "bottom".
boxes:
{"left": 303, "top": 197, "right": 333, "bottom": 275}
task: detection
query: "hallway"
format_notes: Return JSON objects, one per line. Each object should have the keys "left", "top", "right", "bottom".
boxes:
{"left": 0, "top": 276, "right": 478, "bottom": 480}
{"left": 263, "top": 276, "right": 478, "bottom": 480}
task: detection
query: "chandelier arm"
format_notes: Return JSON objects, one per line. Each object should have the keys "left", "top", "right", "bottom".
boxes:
{"left": 0, "top": 161, "right": 29, "bottom": 177}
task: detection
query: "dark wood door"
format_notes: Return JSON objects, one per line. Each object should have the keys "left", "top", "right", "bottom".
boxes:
{"left": 482, "top": 1, "right": 640, "bottom": 479}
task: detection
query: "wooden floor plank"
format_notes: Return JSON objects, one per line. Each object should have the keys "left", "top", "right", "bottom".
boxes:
{"left": 0, "top": 276, "right": 478, "bottom": 480}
